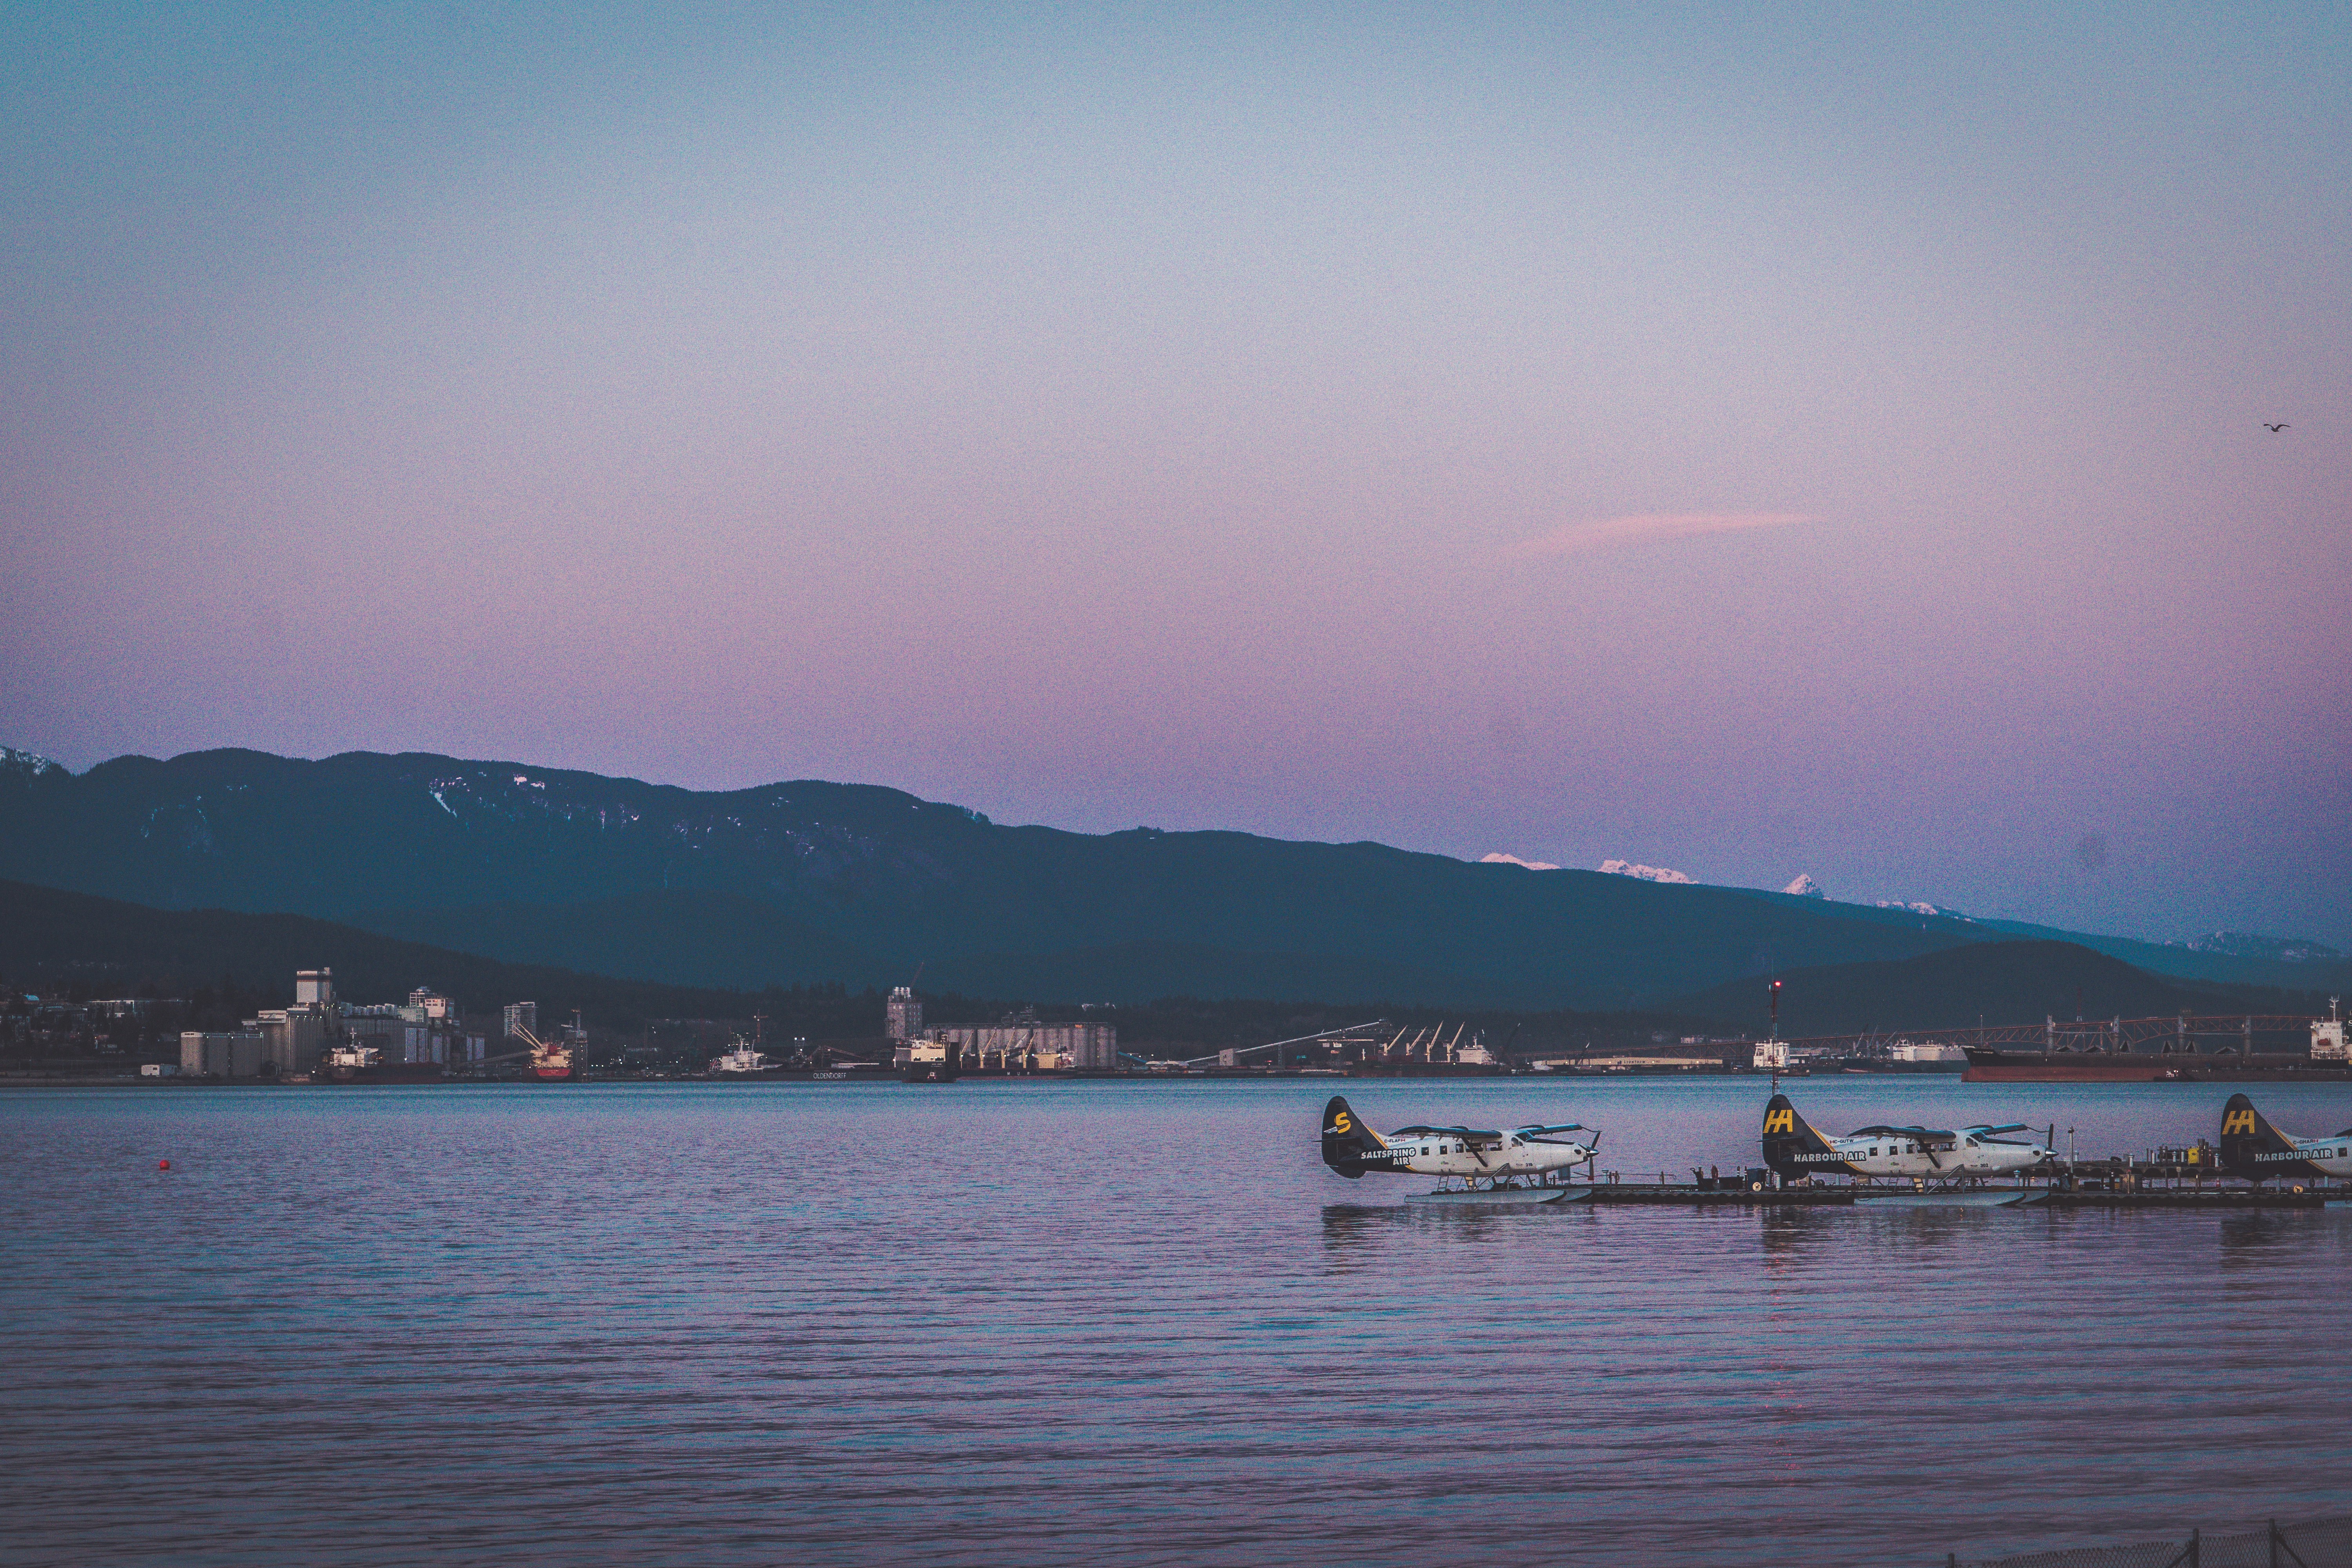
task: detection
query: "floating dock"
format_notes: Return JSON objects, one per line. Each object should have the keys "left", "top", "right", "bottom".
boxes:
{"left": 1405, "top": 1183, "right": 2336, "bottom": 1210}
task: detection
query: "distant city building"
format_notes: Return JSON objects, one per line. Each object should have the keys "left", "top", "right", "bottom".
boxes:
{"left": 91, "top": 998, "right": 174, "bottom": 1018}
{"left": 504, "top": 1002, "right": 539, "bottom": 1041}
{"left": 885, "top": 987, "right": 922, "bottom": 1042}
{"left": 404, "top": 988, "right": 455, "bottom": 1021}
{"left": 295, "top": 969, "right": 336, "bottom": 1007}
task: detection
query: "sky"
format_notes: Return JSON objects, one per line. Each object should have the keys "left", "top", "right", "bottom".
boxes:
{"left": 3, "top": 4, "right": 2347, "bottom": 946}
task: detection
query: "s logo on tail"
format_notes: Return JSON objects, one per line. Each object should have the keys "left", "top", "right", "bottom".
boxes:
{"left": 1321, "top": 1095, "right": 1390, "bottom": 1179}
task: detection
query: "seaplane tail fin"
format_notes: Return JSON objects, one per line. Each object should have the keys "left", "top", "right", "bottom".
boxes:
{"left": 1321, "top": 1096, "right": 1387, "bottom": 1178}
{"left": 1761, "top": 1093, "right": 1838, "bottom": 1178}
{"left": 2218, "top": 1093, "right": 2309, "bottom": 1182}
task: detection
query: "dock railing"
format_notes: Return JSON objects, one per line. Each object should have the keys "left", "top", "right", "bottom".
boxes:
{"left": 1952, "top": 1515, "right": 2351, "bottom": 1568}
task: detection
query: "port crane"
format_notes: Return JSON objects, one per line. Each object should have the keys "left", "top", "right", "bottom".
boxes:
{"left": 1147, "top": 1020, "right": 1390, "bottom": 1072}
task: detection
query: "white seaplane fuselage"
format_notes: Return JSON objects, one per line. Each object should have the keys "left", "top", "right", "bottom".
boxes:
{"left": 2257, "top": 1136, "right": 2352, "bottom": 1180}
{"left": 1789, "top": 1127, "right": 2053, "bottom": 1181}
{"left": 1381, "top": 1127, "right": 1597, "bottom": 1180}
{"left": 1320, "top": 1096, "right": 1597, "bottom": 1183}
{"left": 1762, "top": 1096, "right": 2054, "bottom": 1183}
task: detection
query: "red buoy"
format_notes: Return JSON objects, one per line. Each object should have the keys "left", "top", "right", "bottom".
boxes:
{"left": 158, "top": 1159, "right": 170, "bottom": 1171}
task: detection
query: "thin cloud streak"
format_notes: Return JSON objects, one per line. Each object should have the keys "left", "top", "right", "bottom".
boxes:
{"left": 1509, "top": 513, "right": 1817, "bottom": 559}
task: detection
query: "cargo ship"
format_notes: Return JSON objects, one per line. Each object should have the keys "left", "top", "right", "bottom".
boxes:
{"left": 901, "top": 1040, "right": 961, "bottom": 1083}
{"left": 1963, "top": 1047, "right": 2350, "bottom": 1083}
{"left": 323, "top": 1045, "right": 445, "bottom": 1084}
{"left": 530, "top": 1033, "right": 572, "bottom": 1080}
{"left": 507, "top": 1024, "right": 574, "bottom": 1080}
{"left": 1962, "top": 1048, "right": 2182, "bottom": 1083}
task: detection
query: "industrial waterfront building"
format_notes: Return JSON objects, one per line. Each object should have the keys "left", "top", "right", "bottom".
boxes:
{"left": 174, "top": 968, "right": 486, "bottom": 1076}
{"left": 914, "top": 1021, "right": 1119, "bottom": 1071}
{"left": 179, "top": 1030, "right": 266, "bottom": 1077}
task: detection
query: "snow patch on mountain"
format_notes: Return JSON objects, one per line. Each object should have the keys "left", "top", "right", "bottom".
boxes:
{"left": 0, "top": 747, "right": 65, "bottom": 784}
{"left": 1782, "top": 874, "right": 1826, "bottom": 898}
{"left": 2172, "top": 931, "right": 2343, "bottom": 964}
{"left": 1480, "top": 852, "right": 1562, "bottom": 871}
{"left": 1599, "top": 859, "right": 1692, "bottom": 884}
{"left": 1874, "top": 899, "right": 1964, "bottom": 918}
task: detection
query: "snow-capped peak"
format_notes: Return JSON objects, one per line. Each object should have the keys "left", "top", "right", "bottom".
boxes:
{"left": 0, "top": 746, "right": 65, "bottom": 783}
{"left": 1599, "top": 858, "right": 1692, "bottom": 884}
{"left": 1782, "top": 874, "right": 1826, "bottom": 898}
{"left": 1480, "top": 852, "right": 1561, "bottom": 871}
{"left": 1874, "top": 899, "right": 1963, "bottom": 918}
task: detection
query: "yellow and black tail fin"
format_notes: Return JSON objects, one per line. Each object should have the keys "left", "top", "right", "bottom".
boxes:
{"left": 1761, "top": 1093, "right": 1844, "bottom": 1178}
{"left": 1321, "top": 1096, "right": 1388, "bottom": 1179}
{"left": 2217, "top": 1093, "right": 2314, "bottom": 1183}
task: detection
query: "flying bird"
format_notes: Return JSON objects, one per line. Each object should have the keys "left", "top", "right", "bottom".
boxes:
{"left": 2263, "top": 422, "right": 2289, "bottom": 433}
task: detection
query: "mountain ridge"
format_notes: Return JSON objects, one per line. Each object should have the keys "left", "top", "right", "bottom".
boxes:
{"left": 4, "top": 877, "right": 2317, "bottom": 1046}
{"left": 4, "top": 745, "right": 2339, "bottom": 1007}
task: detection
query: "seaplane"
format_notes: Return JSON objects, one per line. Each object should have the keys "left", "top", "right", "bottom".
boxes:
{"left": 2216, "top": 1094, "right": 2352, "bottom": 1185}
{"left": 1760, "top": 1094, "right": 2054, "bottom": 1187}
{"left": 1320, "top": 1096, "right": 1599, "bottom": 1204}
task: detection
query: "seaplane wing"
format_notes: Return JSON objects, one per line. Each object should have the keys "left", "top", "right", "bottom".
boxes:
{"left": 1849, "top": 1124, "right": 1954, "bottom": 1142}
{"left": 1962, "top": 1123, "right": 2033, "bottom": 1137}
{"left": 1513, "top": 1122, "right": 1589, "bottom": 1136}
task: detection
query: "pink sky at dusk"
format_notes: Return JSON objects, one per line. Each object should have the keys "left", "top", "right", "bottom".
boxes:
{"left": 1, "top": 6, "right": 2346, "bottom": 944}
{"left": 1509, "top": 514, "right": 1817, "bottom": 558}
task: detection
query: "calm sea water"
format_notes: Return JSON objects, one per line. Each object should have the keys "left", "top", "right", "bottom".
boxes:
{"left": 5, "top": 1077, "right": 2350, "bottom": 1568}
